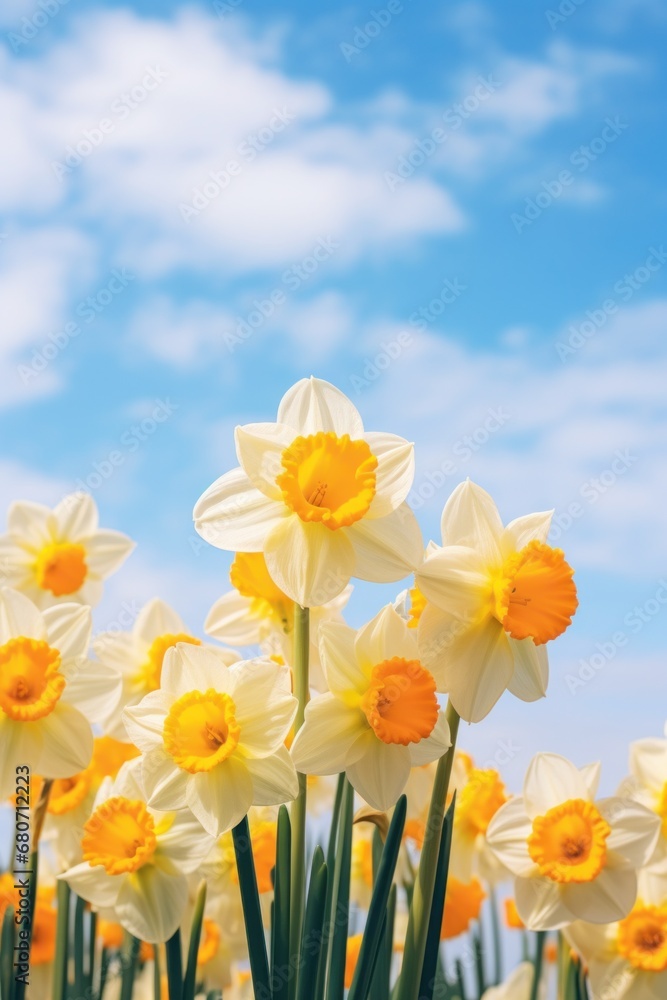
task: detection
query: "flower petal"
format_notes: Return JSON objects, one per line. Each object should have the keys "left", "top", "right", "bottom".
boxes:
{"left": 6, "top": 501, "right": 52, "bottom": 548}
{"left": 485, "top": 797, "right": 535, "bottom": 877}
{"left": 430, "top": 616, "right": 513, "bottom": 724}
{"left": 291, "top": 694, "right": 366, "bottom": 775}
{"left": 514, "top": 875, "right": 571, "bottom": 930}
{"left": 187, "top": 757, "right": 254, "bottom": 837}
{"left": 523, "top": 753, "right": 591, "bottom": 819}
{"left": 194, "top": 467, "right": 286, "bottom": 551}
{"left": 407, "top": 712, "right": 451, "bottom": 766}
{"left": 364, "top": 432, "right": 415, "bottom": 518}
{"left": 0, "top": 587, "right": 45, "bottom": 642}
{"left": 116, "top": 865, "right": 187, "bottom": 944}
{"left": 318, "top": 620, "right": 367, "bottom": 698}
{"left": 598, "top": 797, "right": 662, "bottom": 867}
{"left": 205, "top": 591, "right": 260, "bottom": 646}
{"left": 43, "top": 603, "right": 91, "bottom": 661}
{"left": 354, "top": 604, "right": 419, "bottom": 672}
{"left": 53, "top": 493, "right": 98, "bottom": 541}
{"left": 439, "top": 480, "right": 503, "bottom": 562}
{"left": 0, "top": 717, "right": 43, "bottom": 798}
{"left": 277, "top": 377, "right": 364, "bottom": 437}
{"left": 84, "top": 530, "right": 135, "bottom": 577}
{"left": 562, "top": 866, "right": 637, "bottom": 924}
{"left": 414, "top": 544, "right": 488, "bottom": 618}
{"left": 235, "top": 422, "right": 294, "bottom": 500}
{"left": 141, "top": 747, "right": 189, "bottom": 811}
{"left": 134, "top": 598, "right": 187, "bottom": 645}
{"left": 264, "top": 516, "right": 355, "bottom": 607}
{"left": 59, "top": 863, "right": 121, "bottom": 910}
{"left": 630, "top": 738, "right": 667, "bottom": 793}
{"left": 121, "top": 691, "right": 172, "bottom": 751}
{"left": 156, "top": 810, "right": 216, "bottom": 874}
{"left": 246, "top": 745, "right": 299, "bottom": 805}
{"left": 231, "top": 659, "right": 296, "bottom": 756}
{"left": 346, "top": 732, "right": 411, "bottom": 811}
{"left": 507, "top": 638, "right": 548, "bottom": 703}
{"left": 161, "top": 644, "right": 233, "bottom": 699}
{"left": 61, "top": 658, "right": 122, "bottom": 724}
{"left": 348, "top": 503, "right": 423, "bottom": 583}
{"left": 501, "top": 511, "right": 554, "bottom": 554}
{"left": 36, "top": 703, "right": 94, "bottom": 778}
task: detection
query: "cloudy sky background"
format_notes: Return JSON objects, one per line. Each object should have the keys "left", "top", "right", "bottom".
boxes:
{"left": 2, "top": 0, "right": 666, "bottom": 795}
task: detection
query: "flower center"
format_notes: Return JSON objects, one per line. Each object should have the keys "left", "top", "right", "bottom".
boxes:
{"left": 138, "top": 633, "right": 202, "bottom": 692}
{"left": 492, "top": 540, "right": 578, "bottom": 645}
{"left": 30, "top": 899, "right": 57, "bottom": 965}
{"left": 617, "top": 904, "right": 667, "bottom": 972}
{"left": 230, "top": 552, "right": 295, "bottom": 632}
{"left": 441, "top": 877, "right": 486, "bottom": 940}
{"left": 528, "top": 798, "right": 610, "bottom": 883}
{"left": 35, "top": 541, "right": 87, "bottom": 596}
{"left": 198, "top": 919, "right": 222, "bottom": 966}
{"left": 82, "top": 796, "right": 157, "bottom": 875}
{"left": 48, "top": 772, "right": 91, "bottom": 815}
{"left": 276, "top": 432, "right": 378, "bottom": 530}
{"left": 657, "top": 782, "right": 667, "bottom": 840}
{"left": 456, "top": 769, "right": 508, "bottom": 838}
{"left": 407, "top": 586, "right": 427, "bottom": 629}
{"left": 163, "top": 690, "right": 240, "bottom": 773}
{"left": 353, "top": 836, "right": 374, "bottom": 890}
{"left": 361, "top": 657, "right": 438, "bottom": 746}
{"left": 89, "top": 736, "right": 140, "bottom": 783}
{"left": 0, "top": 638, "right": 65, "bottom": 721}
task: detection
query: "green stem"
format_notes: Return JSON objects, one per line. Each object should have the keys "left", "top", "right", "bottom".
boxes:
{"left": 397, "top": 701, "right": 460, "bottom": 1000}
{"left": 74, "top": 894, "right": 86, "bottom": 999}
{"left": 489, "top": 888, "right": 502, "bottom": 986}
{"left": 120, "top": 935, "right": 140, "bottom": 1000}
{"left": 183, "top": 880, "right": 207, "bottom": 1000}
{"left": 232, "top": 818, "right": 270, "bottom": 1000}
{"left": 52, "top": 881, "right": 70, "bottom": 1000}
{"left": 529, "top": 931, "right": 546, "bottom": 1000}
{"left": 153, "top": 945, "right": 162, "bottom": 1000}
{"left": 289, "top": 604, "right": 309, "bottom": 1000}
{"left": 165, "top": 929, "right": 183, "bottom": 1000}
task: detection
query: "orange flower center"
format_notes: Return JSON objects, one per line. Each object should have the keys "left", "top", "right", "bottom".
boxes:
{"left": 163, "top": 690, "right": 240, "bottom": 773}
{"left": 35, "top": 541, "right": 87, "bottom": 596}
{"left": 528, "top": 798, "right": 610, "bottom": 883}
{"left": 89, "top": 736, "right": 140, "bottom": 783}
{"left": 98, "top": 919, "right": 125, "bottom": 950}
{"left": 361, "top": 657, "right": 438, "bottom": 746}
{"left": 441, "top": 877, "right": 486, "bottom": 940}
{"left": 617, "top": 903, "right": 667, "bottom": 972}
{"left": 0, "top": 637, "right": 65, "bottom": 721}
{"left": 407, "top": 586, "right": 427, "bottom": 629}
{"left": 198, "top": 918, "right": 222, "bottom": 966}
{"left": 48, "top": 772, "right": 91, "bottom": 815}
{"left": 492, "top": 540, "right": 578, "bottom": 645}
{"left": 138, "top": 633, "right": 201, "bottom": 692}
{"left": 456, "top": 768, "right": 508, "bottom": 838}
{"left": 230, "top": 552, "right": 295, "bottom": 631}
{"left": 504, "top": 898, "right": 525, "bottom": 930}
{"left": 277, "top": 432, "right": 377, "bottom": 530}
{"left": 345, "top": 934, "right": 364, "bottom": 990}
{"left": 352, "top": 836, "right": 374, "bottom": 890}
{"left": 30, "top": 899, "right": 58, "bottom": 965}
{"left": 82, "top": 796, "right": 157, "bottom": 875}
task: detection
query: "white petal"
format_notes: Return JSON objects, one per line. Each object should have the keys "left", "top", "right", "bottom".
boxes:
{"left": 507, "top": 638, "right": 548, "bottom": 702}
{"left": 348, "top": 503, "right": 423, "bottom": 583}
{"left": 291, "top": 694, "right": 366, "bottom": 775}
{"left": 562, "top": 866, "right": 637, "bottom": 924}
{"left": 157, "top": 811, "right": 216, "bottom": 873}
{"left": 187, "top": 757, "right": 254, "bottom": 837}
{"left": 61, "top": 658, "right": 122, "bottom": 724}
{"left": 122, "top": 691, "right": 171, "bottom": 751}
{"left": 408, "top": 712, "right": 451, "bottom": 766}
{"left": 630, "top": 738, "right": 667, "bottom": 793}
{"left": 134, "top": 598, "right": 187, "bottom": 644}
{"left": 205, "top": 592, "right": 260, "bottom": 646}
{"left": 514, "top": 875, "right": 571, "bottom": 930}
{"left": 346, "top": 732, "right": 411, "bottom": 811}
{"left": 59, "top": 863, "right": 121, "bottom": 910}
{"left": 6, "top": 500, "right": 52, "bottom": 548}
{"left": 485, "top": 797, "right": 535, "bottom": 877}
{"left": 194, "top": 467, "right": 286, "bottom": 551}
{"left": 43, "top": 603, "right": 92, "bottom": 661}
{"left": 432, "top": 616, "right": 513, "bottom": 724}
{"left": 264, "top": 516, "right": 355, "bottom": 607}
{"left": 501, "top": 511, "right": 554, "bottom": 554}
{"left": 364, "top": 432, "right": 415, "bottom": 518}
{"left": 599, "top": 797, "right": 662, "bottom": 866}
{"left": 318, "top": 620, "right": 367, "bottom": 698}
{"left": 113, "top": 758, "right": 148, "bottom": 800}
{"left": 580, "top": 761, "right": 602, "bottom": 800}
{"left": 84, "top": 530, "right": 135, "bottom": 577}
{"left": 246, "top": 745, "right": 299, "bottom": 804}
{"left": 142, "top": 748, "right": 189, "bottom": 811}
{"left": 116, "top": 865, "right": 187, "bottom": 944}
{"left": 523, "top": 753, "right": 591, "bottom": 819}
{"left": 231, "top": 659, "right": 296, "bottom": 756}
{"left": 36, "top": 703, "right": 93, "bottom": 778}
{"left": 0, "top": 717, "right": 43, "bottom": 798}
{"left": 439, "top": 480, "right": 503, "bottom": 562}
{"left": 235, "top": 422, "right": 294, "bottom": 500}
{"left": 53, "top": 493, "right": 98, "bottom": 541}
{"left": 414, "top": 544, "right": 488, "bottom": 618}
{"left": 0, "top": 587, "right": 45, "bottom": 641}
{"left": 161, "top": 643, "right": 233, "bottom": 698}
{"left": 354, "top": 603, "right": 419, "bottom": 672}
{"left": 416, "top": 602, "right": 467, "bottom": 690}
{"left": 277, "top": 377, "right": 364, "bottom": 437}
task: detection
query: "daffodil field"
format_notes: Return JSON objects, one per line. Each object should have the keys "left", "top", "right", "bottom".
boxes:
{"left": 1, "top": 377, "right": 665, "bottom": 1000}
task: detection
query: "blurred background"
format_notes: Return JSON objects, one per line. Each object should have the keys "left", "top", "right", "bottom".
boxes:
{"left": 1, "top": 0, "right": 665, "bottom": 794}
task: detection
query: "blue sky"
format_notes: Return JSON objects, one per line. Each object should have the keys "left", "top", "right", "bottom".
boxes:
{"left": 1, "top": 0, "right": 666, "bottom": 793}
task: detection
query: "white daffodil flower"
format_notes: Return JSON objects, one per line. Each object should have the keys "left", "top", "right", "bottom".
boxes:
{"left": 193, "top": 377, "right": 423, "bottom": 607}
{"left": 481, "top": 962, "right": 544, "bottom": 1000}
{"left": 60, "top": 760, "right": 215, "bottom": 943}
{"left": 122, "top": 644, "right": 299, "bottom": 837}
{"left": 415, "top": 480, "right": 578, "bottom": 722}
{"left": 0, "top": 492, "right": 134, "bottom": 608}
{"left": 290, "top": 604, "right": 451, "bottom": 811}
{"left": 0, "top": 587, "right": 121, "bottom": 797}
{"left": 486, "top": 753, "right": 661, "bottom": 930}
{"left": 618, "top": 724, "right": 667, "bottom": 873}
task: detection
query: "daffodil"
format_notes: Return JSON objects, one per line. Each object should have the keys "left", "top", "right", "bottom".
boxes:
{"left": 60, "top": 760, "right": 215, "bottom": 943}
{"left": 94, "top": 597, "right": 238, "bottom": 741}
{"left": 205, "top": 551, "right": 352, "bottom": 690}
{"left": 440, "top": 876, "right": 486, "bottom": 940}
{"left": 565, "top": 869, "right": 667, "bottom": 1000}
{"left": 415, "top": 480, "right": 578, "bottom": 722}
{"left": 481, "top": 962, "right": 542, "bottom": 1000}
{"left": 193, "top": 377, "right": 422, "bottom": 607}
{"left": 0, "top": 587, "right": 121, "bottom": 797}
{"left": 450, "top": 757, "right": 511, "bottom": 885}
{"left": 486, "top": 753, "right": 661, "bottom": 929}
{"left": 122, "top": 644, "right": 299, "bottom": 836}
{"left": 290, "top": 605, "right": 451, "bottom": 811}
{"left": 619, "top": 724, "right": 667, "bottom": 873}
{"left": 0, "top": 492, "right": 134, "bottom": 608}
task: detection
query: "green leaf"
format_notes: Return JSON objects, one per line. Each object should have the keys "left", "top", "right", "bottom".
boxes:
{"left": 53, "top": 880, "right": 71, "bottom": 1000}
{"left": 1, "top": 904, "right": 15, "bottom": 1000}
{"left": 472, "top": 929, "right": 486, "bottom": 998}
{"left": 529, "top": 931, "right": 546, "bottom": 1000}
{"left": 347, "top": 794, "right": 407, "bottom": 1000}
{"left": 120, "top": 934, "right": 140, "bottom": 1000}
{"left": 314, "top": 773, "right": 345, "bottom": 1000}
{"left": 74, "top": 894, "right": 87, "bottom": 1000}
{"left": 418, "top": 793, "right": 455, "bottom": 1000}
{"left": 370, "top": 883, "right": 396, "bottom": 1000}
{"left": 183, "top": 880, "right": 207, "bottom": 1000}
{"left": 295, "top": 848, "right": 328, "bottom": 1000}
{"left": 166, "top": 928, "right": 184, "bottom": 1000}
{"left": 272, "top": 805, "right": 291, "bottom": 1000}
{"left": 455, "top": 958, "right": 467, "bottom": 1000}
{"left": 233, "top": 816, "right": 271, "bottom": 1000}
{"left": 324, "top": 777, "right": 354, "bottom": 1000}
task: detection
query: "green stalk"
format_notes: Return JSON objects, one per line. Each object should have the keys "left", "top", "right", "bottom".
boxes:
{"left": 289, "top": 604, "right": 309, "bottom": 1000}
{"left": 529, "top": 931, "right": 546, "bottom": 1000}
{"left": 1, "top": 906, "right": 15, "bottom": 1000}
{"left": 153, "top": 945, "right": 162, "bottom": 1000}
{"left": 397, "top": 701, "right": 460, "bottom": 1000}
{"left": 120, "top": 934, "right": 140, "bottom": 1000}
{"left": 183, "top": 880, "right": 207, "bottom": 1000}
{"left": 272, "top": 806, "right": 291, "bottom": 1000}
{"left": 88, "top": 909, "right": 97, "bottom": 990}
{"left": 324, "top": 778, "right": 354, "bottom": 1000}
{"left": 232, "top": 818, "right": 270, "bottom": 1000}
{"left": 489, "top": 888, "right": 502, "bottom": 986}
{"left": 165, "top": 929, "right": 183, "bottom": 1000}
{"left": 314, "top": 773, "right": 345, "bottom": 1000}
{"left": 74, "top": 894, "right": 87, "bottom": 999}
{"left": 52, "top": 881, "right": 70, "bottom": 1000}
{"left": 295, "top": 849, "right": 328, "bottom": 1000}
